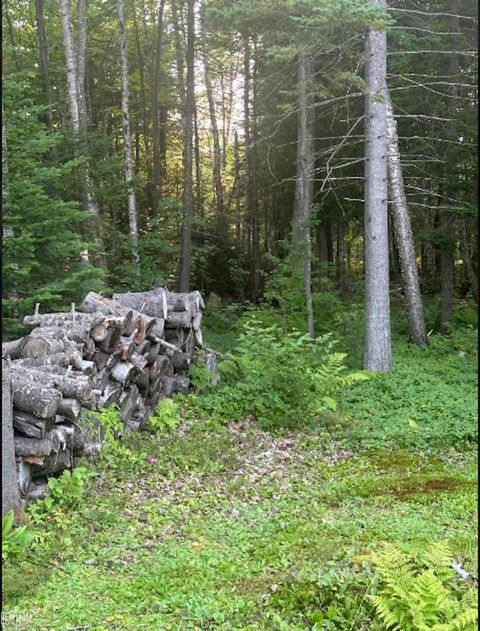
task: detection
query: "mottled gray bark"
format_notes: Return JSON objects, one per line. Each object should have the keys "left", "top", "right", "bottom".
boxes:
{"left": 201, "top": 18, "right": 225, "bottom": 225}
{"left": 440, "top": 13, "right": 460, "bottom": 333}
{"left": 116, "top": 0, "right": 139, "bottom": 278}
{"left": 179, "top": 0, "right": 195, "bottom": 292}
{"left": 293, "top": 53, "right": 315, "bottom": 339}
{"left": 35, "top": 0, "right": 53, "bottom": 129}
{"left": 2, "top": 360, "right": 21, "bottom": 515}
{"left": 59, "top": 0, "right": 80, "bottom": 129}
{"left": 151, "top": 0, "right": 166, "bottom": 214}
{"left": 386, "top": 93, "right": 427, "bottom": 346}
{"left": 364, "top": 0, "right": 392, "bottom": 372}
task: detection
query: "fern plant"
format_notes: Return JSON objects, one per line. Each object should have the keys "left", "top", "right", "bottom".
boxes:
{"left": 369, "top": 542, "right": 478, "bottom": 630}
{"left": 184, "top": 320, "right": 368, "bottom": 427}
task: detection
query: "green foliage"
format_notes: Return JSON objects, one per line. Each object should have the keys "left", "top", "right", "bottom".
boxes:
{"left": 189, "top": 319, "right": 368, "bottom": 427}
{"left": 2, "top": 76, "right": 104, "bottom": 341}
{"left": 29, "top": 467, "right": 89, "bottom": 526}
{"left": 2, "top": 512, "right": 36, "bottom": 563}
{"left": 87, "top": 404, "right": 123, "bottom": 445}
{"left": 338, "top": 327, "right": 478, "bottom": 451}
{"left": 148, "top": 399, "right": 181, "bottom": 433}
{"left": 369, "top": 542, "right": 478, "bottom": 630}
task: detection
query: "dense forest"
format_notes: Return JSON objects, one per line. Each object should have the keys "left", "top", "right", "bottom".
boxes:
{"left": 3, "top": 0, "right": 478, "bottom": 359}
{"left": 2, "top": 1, "right": 478, "bottom": 628}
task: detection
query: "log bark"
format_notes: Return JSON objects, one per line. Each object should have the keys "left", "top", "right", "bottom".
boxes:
{"left": 57, "top": 398, "right": 82, "bottom": 421}
{"left": 14, "top": 434, "right": 60, "bottom": 457}
{"left": 13, "top": 410, "right": 54, "bottom": 439}
{"left": 16, "top": 459, "right": 31, "bottom": 497}
{"left": 165, "top": 311, "right": 193, "bottom": 329}
{"left": 113, "top": 289, "right": 169, "bottom": 320}
{"left": 119, "top": 384, "right": 139, "bottom": 422}
{"left": 2, "top": 338, "right": 26, "bottom": 360}
{"left": 3, "top": 360, "right": 21, "bottom": 514}
{"left": 172, "top": 375, "right": 190, "bottom": 394}
{"left": 11, "top": 371, "right": 61, "bottom": 418}
{"left": 23, "top": 311, "right": 105, "bottom": 329}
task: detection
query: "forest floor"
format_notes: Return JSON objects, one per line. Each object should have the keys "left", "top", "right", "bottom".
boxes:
{"left": 3, "top": 325, "right": 478, "bottom": 630}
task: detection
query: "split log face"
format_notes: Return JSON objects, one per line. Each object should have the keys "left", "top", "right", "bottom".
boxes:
{"left": 110, "top": 361, "right": 135, "bottom": 386}
{"left": 57, "top": 398, "right": 82, "bottom": 420}
{"left": 22, "top": 335, "right": 65, "bottom": 358}
{"left": 13, "top": 410, "right": 55, "bottom": 438}
{"left": 31, "top": 449, "right": 72, "bottom": 478}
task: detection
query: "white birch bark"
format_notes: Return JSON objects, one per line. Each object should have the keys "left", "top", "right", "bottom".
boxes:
{"left": 116, "top": 0, "right": 139, "bottom": 276}
{"left": 364, "top": 0, "right": 392, "bottom": 371}
{"left": 386, "top": 93, "right": 427, "bottom": 346}
{"left": 59, "top": 0, "right": 80, "bottom": 131}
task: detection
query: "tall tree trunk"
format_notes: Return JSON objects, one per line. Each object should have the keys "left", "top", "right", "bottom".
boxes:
{"left": 243, "top": 39, "right": 253, "bottom": 257}
{"left": 364, "top": 0, "right": 391, "bottom": 372}
{"left": 151, "top": 0, "right": 166, "bottom": 215}
{"left": 116, "top": 0, "right": 139, "bottom": 281}
{"left": 132, "top": 3, "right": 150, "bottom": 162}
{"left": 193, "top": 103, "right": 203, "bottom": 218}
{"left": 336, "top": 220, "right": 346, "bottom": 290}
{"left": 440, "top": 13, "right": 460, "bottom": 333}
{"left": 234, "top": 130, "right": 241, "bottom": 245}
{"left": 293, "top": 52, "right": 315, "bottom": 338}
{"left": 179, "top": 0, "right": 195, "bottom": 292}
{"left": 59, "top": 0, "right": 80, "bottom": 130}
{"left": 35, "top": 0, "right": 53, "bottom": 130}
{"left": 59, "top": 0, "right": 102, "bottom": 265}
{"left": 386, "top": 93, "right": 427, "bottom": 346}
{"left": 201, "top": 20, "right": 225, "bottom": 227}
{"left": 459, "top": 218, "right": 478, "bottom": 302}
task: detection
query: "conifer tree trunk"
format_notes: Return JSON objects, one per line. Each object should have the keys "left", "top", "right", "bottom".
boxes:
{"left": 364, "top": 0, "right": 391, "bottom": 371}
{"left": 234, "top": 130, "right": 241, "bottom": 245}
{"left": 243, "top": 39, "right": 253, "bottom": 257}
{"left": 201, "top": 19, "right": 225, "bottom": 227}
{"left": 193, "top": 103, "right": 203, "bottom": 219}
{"left": 440, "top": 13, "right": 460, "bottom": 333}
{"left": 116, "top": 0, "right": 139, "bottom": 280}
{"left": 459, "top": 218, "right": 478, "bottom": 303}
{"left": 132, "top": 3, "right": 150, "bottom": 161}
{"left": 151, "top": 0, "right": 166, "bottom": 215}
{"left": 336, "top": 220, "right": 346, "bottom": 290}
{"left": 386, "top": 93, "right": 427, "bottom": 346}
{"left": 293, "top": 52, "right": 315, "bottom": 338}
{"left": 179, "top": 0, "right": 195, "bottom": 292}
{"left": 35, "top": 0, "right": 53, "bottom": 130}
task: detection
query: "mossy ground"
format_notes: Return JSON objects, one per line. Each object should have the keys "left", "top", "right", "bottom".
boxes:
{"left": 2, "top": 328, "right": 477, "bottom": 630}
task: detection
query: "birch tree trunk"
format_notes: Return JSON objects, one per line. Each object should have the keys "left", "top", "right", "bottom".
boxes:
{"left": 179, "top": 0, "right": 195, "bottom": 292}
{"left": 386, "top": 93, "right": 427, "bottom": 346}
{"left": 151, "top": 0, "right": 166, "bottom": 215}
{"left": 364, "top": 0, "right": 391, "bottom": 371}
{"left": 35, "top": 0, "right": 53, "bottom": 130}
{"left": 59, "top": 0, "right": 101, "bottom": 262}
{"left": 116, "top": 0, "right": 139, "bottom": 281}
{"left": 293, "top": 53, "right": 315, "bottom": 339}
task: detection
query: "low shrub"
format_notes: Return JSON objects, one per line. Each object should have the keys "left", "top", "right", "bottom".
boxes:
{"left": 185, "top": 319, "right": 368, "bottom": 428}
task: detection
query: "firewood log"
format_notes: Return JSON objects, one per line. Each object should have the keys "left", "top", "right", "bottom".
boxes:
{"left": 13, "top": 410, "right": 55, "bottom": 439}
{"left": 11, "top": 371, "right": 61, "bottom": 418}
{"left": 172, "top": 375, "right": 190, "bottom": 394}
{"left": 119, "top": 384, "right": 139, "bottom": 422}
{"left": 2, "top": 338, "right": 26, "bottom": 360}
{"left": 14, "top": 433, "right": 60, "bottom": 457}
{"left": 57, "top": 398, "right": 82, "bottom": 421}
{"left": 16, "top": 458, "right": 32, "bottom": 496}
{"left": 113, "top": 288, "right": 169, "bottom": 320}
{"left": 23, "top": 312, "right": 106, "bottom": 329}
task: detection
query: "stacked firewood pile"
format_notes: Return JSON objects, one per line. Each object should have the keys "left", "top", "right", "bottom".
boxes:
{"left": 2, "top": 287, "right": 206, "bottom": 506}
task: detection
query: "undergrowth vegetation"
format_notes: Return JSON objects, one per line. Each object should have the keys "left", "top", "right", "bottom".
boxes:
{"left": 2, "top": 298, "right": 477, "bottom": 630}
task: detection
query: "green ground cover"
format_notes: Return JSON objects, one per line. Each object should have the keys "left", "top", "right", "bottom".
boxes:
{"left": 3, "top": 324, "right": 477, "bottom": 630}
